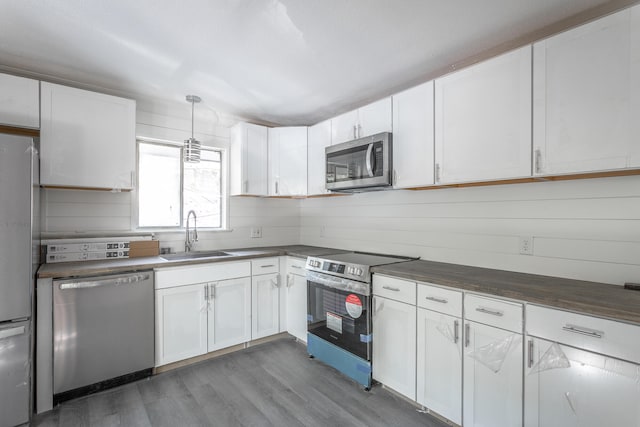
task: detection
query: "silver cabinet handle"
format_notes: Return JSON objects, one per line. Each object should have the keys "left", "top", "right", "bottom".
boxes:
{"left": 275, "top": 181, "right": 279, "bottom": 195}
{"left": 425, "top": 296, "right": 448, "bottom": 304}
{"left": 528, "top": 339, "right": 534, "bottom": 368}
{"left": 534, "top": 149, "right": 542, "bottom": 174}
{"left": 209, "top": 283, "right": 216, "bottom": 300}
{"left": 353, "top": 124, "right": 357, "bottom": 139}
{"left": 260, "top": 264, "right": 276, "bottom": 268}
{"left": 59, "top": 274, "right": 150, "bottom": 290}
{"left": 291, "top": 265, "right": 303, "bottom": 269}
{"left": 204, "top": 284, "right": 209, "bottom": 301}
{"left": 475, "top": 307, "right": 504, "bottom": 317}
{"left": 465, "top": 323, "right": 470, "bottom": 347}
{"left": 272, "top": 276, "right": 280, "bottom": 288}
{"left": 454, "top": 320, "right": 459, "bottom": 344}
{"left": 562, "top": 324, "right": 603, "bottom": 339}
{"left": 382, "top": 285, "right": 400, "bottom": 292}
{"left": 435, "top": 163, "right": 441, "bottom": 183}
{"left": 0, "top": 326, "right": 25, "bottom": 340}
{"left": 365, "top": 143, "right": 374, "bottom": 177}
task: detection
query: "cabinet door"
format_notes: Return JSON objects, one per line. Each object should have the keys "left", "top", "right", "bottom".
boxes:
{"left": 307, "top": 120, "right": 331, "bottom": 195}
{"left": 392, "top": 81, "right": 435, "bottom": 188}
{"left": 252, "top": 273, "right": 280, "bottom": 339}
{"left": 358, "top": 97, "right": 392, "bottom": 137}
{"left": 286, "top": 272, "right": 308, "bottom": 342}
{"left": 40, "top": 82, "right": 136, "bottom": 189}
{"left": 417, "top": 309, "right": 462, "bottom": 425}
{"left": 533, "top": 5, "right": 640, "bottom": 175}
{"left": 435, "top": 46, "right": 532, "bottom": 184}
{"left": 229, "top": 122, "right": 268, "bottom": 196}
{"left": 525, "top": 337, "right": 640, "bottom": 427}
{"left": 155, "top": 283, "right": 208, "bottom": 366}
{"left": 331, "top": 109, "right": 359, "bottom": 145}
{"left": 208, "top": 277, "right": 251, "bottom": 352}
{"left": 0, "top": 73, "right": 39, "bottom": 129}
{"left": 372, "top": 296, "right": 416, "bottom": 400}
{"left": 277, "top": 127, "right": 307, "bottom": 196}
{"left": 463, "top": 321, "right": 523, "bottom": 427}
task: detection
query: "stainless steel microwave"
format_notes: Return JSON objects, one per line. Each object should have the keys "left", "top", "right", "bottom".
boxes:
{"left": 325, "top": 132, "right": 392, "bottom": 192}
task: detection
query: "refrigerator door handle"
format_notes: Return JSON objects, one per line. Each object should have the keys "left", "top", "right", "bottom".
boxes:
{"left": 0, "top": 325, "right": 25, "bottom": 340}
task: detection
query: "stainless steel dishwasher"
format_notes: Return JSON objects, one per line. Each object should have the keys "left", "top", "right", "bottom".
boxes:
{"left": 53, "top": 271, "right": 154, "bottom": 403}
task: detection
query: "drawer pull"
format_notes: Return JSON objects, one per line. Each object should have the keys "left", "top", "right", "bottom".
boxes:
{"left": 475, "top": 307, "right": 504, "bottom": 317}
{"left": 425, "top": 296, "right": 448, "bottom": 304}
{"left": 382, "top": 286, "right": 400, "bottom": 292}
{"left": 260, "top": 264, "right": 275, "bottom": 268}
{"left": 562, "top": 324, "right": 604, "bottom": 339}
{"left": 528, "top": 339, "right": 534, "bottom": 368}
{"left": 291, "top": 265, "right": 303, "bottom": 269}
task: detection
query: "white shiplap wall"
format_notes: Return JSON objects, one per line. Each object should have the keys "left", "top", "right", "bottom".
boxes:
{"left": 299, "top": 175, "right": 640, "bottom": 286}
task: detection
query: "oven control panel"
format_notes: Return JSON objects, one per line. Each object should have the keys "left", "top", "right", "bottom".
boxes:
{"left": 306, "top": 257, "right": 368, "bottom": 281}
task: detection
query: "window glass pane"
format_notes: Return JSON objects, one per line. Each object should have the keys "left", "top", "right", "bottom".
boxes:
{"left": 138, "top": 143, "right": 181, "bottom": 227}
{"left": 183, "top": 148, "right": 222, "bottom": 228}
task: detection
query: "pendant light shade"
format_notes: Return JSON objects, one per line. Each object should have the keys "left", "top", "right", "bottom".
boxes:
{"left": 184, "top": 95, "right": 201, "bottom": 163}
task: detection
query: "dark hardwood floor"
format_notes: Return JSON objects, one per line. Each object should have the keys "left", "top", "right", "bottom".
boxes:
{"left": 33, "top": 338, "right": 449, "bottom": 427}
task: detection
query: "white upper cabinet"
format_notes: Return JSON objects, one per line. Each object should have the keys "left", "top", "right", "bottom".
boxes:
{"left": 268, "top": 126, "right": 307, "bottom": 196}
{"left": 307, "top": 120, "right": 331, "bottom": 195}
{"left": 331, "top": 97, "right": 392, "bottom": 145}
{"left": 392, "top": 81, "right": 435, "bottom": 188}
{"left": 0, "top": 73, "right": 39, "bottom": 129}
{"left": 40, "top": 82, "right": 136, "bottom": 190}
{"left": 435, "top": 46, "right": 532, "bottom": 184}
{"left": 533, "top": 5, "right": 640, "bottom": 175}
{"left": 230, "top": 122, "right": 269, "bottom": 196}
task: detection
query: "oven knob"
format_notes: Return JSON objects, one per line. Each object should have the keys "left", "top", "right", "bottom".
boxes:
{"left": 356, "top": 268, "right": 363, "bottom": 276}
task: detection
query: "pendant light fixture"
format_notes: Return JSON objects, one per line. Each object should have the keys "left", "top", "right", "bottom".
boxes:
{"left": 184, "top": 94, "right": 202, "bottom": 163}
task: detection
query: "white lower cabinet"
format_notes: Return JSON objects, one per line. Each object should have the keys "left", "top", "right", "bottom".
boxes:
{"left": 416, "top": 309, "right": 462, "bottom": 425}
{"left": 285, "top": 257, "right": 308, "bottom": 342}
{"left": 463, "top": 320, "right": 523, "bottom": 427}
{"left": 252, "top": 273, "right": 280, "bottom": 339}
{"left": 372, "top": 294, "right": 417, "bottom": 400}
{"left": 525, "top": 337, "right": 640, "bottom": 427}
{"left": 207, "top": 277, "right": 251, "bottom": 352}
{"left": 155, "top": 283, "right": 208, "bottom": 366}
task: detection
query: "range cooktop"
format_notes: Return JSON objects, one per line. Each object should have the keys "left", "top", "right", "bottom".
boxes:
{"left": 306, "top": 251, "right": 418, "bottom": 283}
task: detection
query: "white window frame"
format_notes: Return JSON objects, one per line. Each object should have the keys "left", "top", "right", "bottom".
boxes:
{"left": 134, "top": 137, "right": 229, "bottom": 231}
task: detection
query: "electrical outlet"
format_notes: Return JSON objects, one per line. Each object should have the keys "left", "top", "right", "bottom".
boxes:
{"left": 519, "top": 236, "right": 534, "bottom": 255}
{"left": 250, "top": 227, "right": 262, "bottom": 238}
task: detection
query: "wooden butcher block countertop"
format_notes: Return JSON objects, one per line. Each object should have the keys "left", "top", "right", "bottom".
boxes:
{"left": 372, "top": 259, "right": 640, "bottom": 325}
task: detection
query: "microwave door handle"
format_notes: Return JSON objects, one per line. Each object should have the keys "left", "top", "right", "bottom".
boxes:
{"left": 365, "top": 143, "right": 374, "bottom": 177}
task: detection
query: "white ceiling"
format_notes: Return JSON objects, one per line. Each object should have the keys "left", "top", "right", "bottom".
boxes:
{"left": 0, "top": 0, "right": 632, "bottom": 125}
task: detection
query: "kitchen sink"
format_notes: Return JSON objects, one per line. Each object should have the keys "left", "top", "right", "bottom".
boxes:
{"left": 161, "top": 250, "right": 233, "bottom": 261}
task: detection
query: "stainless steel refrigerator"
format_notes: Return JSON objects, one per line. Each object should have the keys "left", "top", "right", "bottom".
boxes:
{"left": 0, "top": 133, "right": 38, "bottom": 427}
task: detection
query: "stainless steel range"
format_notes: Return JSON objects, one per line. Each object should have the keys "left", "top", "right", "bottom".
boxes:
{"left": 305, "top": 252, "right": 416, "bottom": 389}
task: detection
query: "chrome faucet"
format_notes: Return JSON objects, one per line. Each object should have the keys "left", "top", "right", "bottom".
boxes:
{"left": 185, "top": 210, "right": 198, "bottom": 252}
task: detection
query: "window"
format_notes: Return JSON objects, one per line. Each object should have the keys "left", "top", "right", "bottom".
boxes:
{"left": 137, "top": 141, "right": 224, "bottom": 228}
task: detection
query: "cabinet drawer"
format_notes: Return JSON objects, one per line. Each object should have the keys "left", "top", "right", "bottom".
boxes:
{"left": 286, "top": 257, "right": 306, "bottom": 276}
{"left": 373, "top": 275, "right": 416, "bottom": 305}
{"left": 155, "top": 261, "right": 251, "bottom": 289}
{"left": 527, "top": 305, "right": 640, "bottom": 364}
{"left": 465, "top": 294, "right": 522, "bottom": 333}
{"left": 417, "top": 283, "right": 462, "bottom": 317}
{"left": 251, "top": 257, "right": 279, "bottom": 275}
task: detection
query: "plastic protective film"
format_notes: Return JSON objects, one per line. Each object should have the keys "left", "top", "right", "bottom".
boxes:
{"left": 306, "top": 271, "right": 370, "bottom": 296}
{"left": 468, "top": 333, "right": 522, "bottom": 373}
{"left": 529, "top": 342, "right": 571, "bottom": 375}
